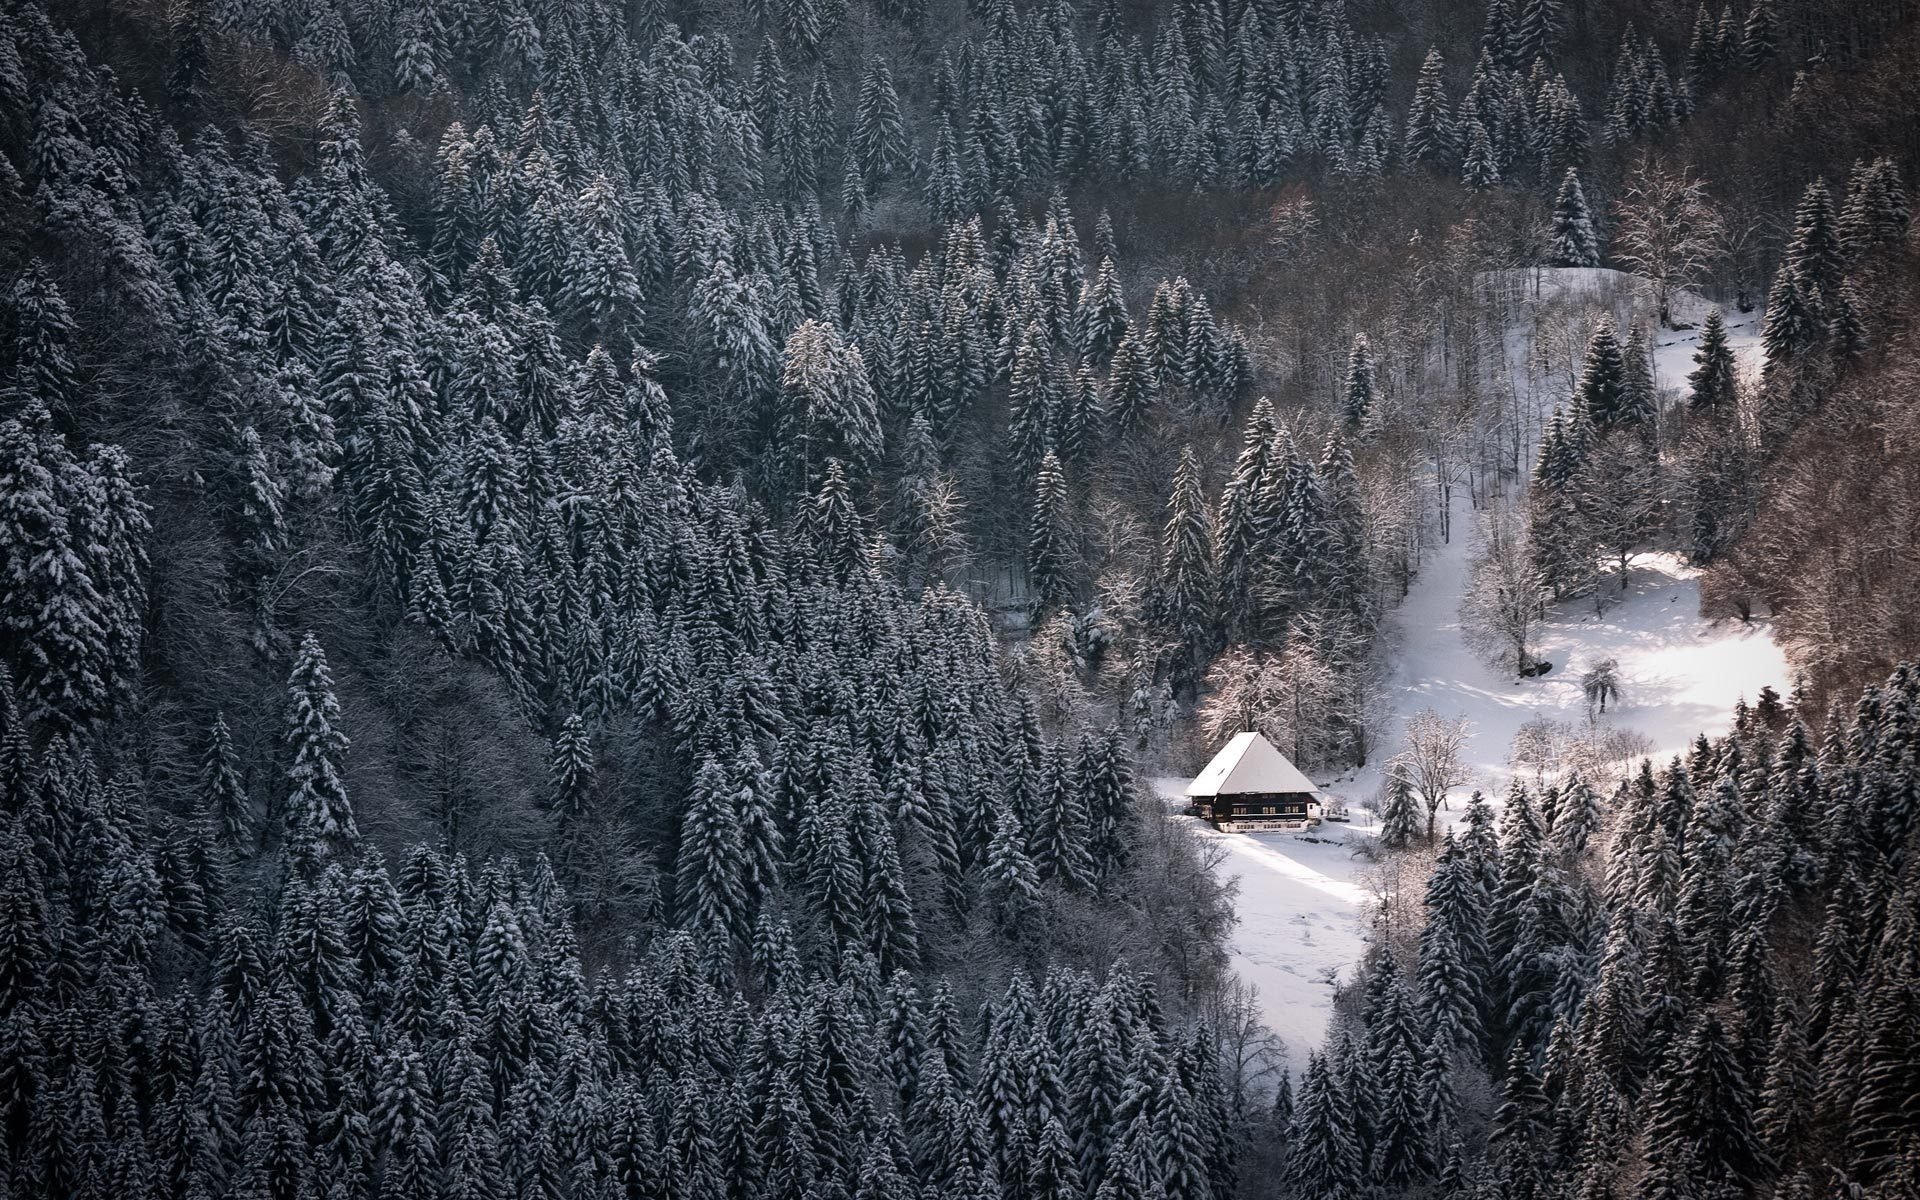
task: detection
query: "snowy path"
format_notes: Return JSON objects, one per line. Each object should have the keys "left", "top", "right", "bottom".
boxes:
{"left": 1173, "top": 268, "right": 1791, "bottom": 1055}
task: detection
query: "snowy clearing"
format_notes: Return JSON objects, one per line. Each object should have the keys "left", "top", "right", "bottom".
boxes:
{"left": 1179, "top": 268, "right": 1789, "bottom": 1052}
{"left": 1330, "top": 501, "right": 1793, "bottom": 814}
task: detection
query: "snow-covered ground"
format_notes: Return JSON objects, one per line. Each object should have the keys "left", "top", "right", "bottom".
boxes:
{"left": 1330, "top": 505, "right": 1792, "bottom": 812}
{"left": 1151, "top": 776, "right": 1378, "bottom": 1058}
{"left": 1170, "top": 268, "right": 1789, "bottom": 1054}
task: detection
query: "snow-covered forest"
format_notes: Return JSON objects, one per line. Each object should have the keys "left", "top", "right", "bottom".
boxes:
{"left": 0, "top": 0, "right": 1916, "bottom": 1196}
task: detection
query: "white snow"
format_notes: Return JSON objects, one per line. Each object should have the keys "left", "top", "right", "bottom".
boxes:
{"left": 1175, "top": 267, "right": 1789, "bottom": 1052}
{"left": 1335, "top": 507, "right": 1792, "bottom": 812}
{"left": 1154, "top": 775, "right": 1379, "bottom": 1058}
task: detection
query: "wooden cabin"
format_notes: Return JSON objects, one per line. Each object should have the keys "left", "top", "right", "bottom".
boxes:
{"left": 1184, "top": 732, "right": 1323, "bottom": 832}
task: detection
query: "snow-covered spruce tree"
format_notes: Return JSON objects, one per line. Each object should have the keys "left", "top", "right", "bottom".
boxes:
{"left": 1549, "top": 169, "right": 1600, "bottom": 268}
{"left": 1214, "top": 398, "right": 1282, "bottom": 644}
{"left": 1404, "top": 49, "right": 1456, "bottom": 170}
{"left": 283, "top": 631, "right": 358, "bottom": 865}
{"left": 779, "top": 319, "right": 882, "bottom": 490}
{"left": 852, "top": 56, "right": 909, "bottom": 199}
{"left": 1157, "top": 444, "right": 1215, "bottom": 698}
{"left": 201, "top": 710, "right": 253, "bottom": 853}
{"left": 1341, "top": 332, "right": 1378, "bottom": 429}
{"left": 1026, "top": 450, "right": 1074, "bottom": 617}
{"left": 1688, "top": 308, "right": 1739, "bottom": 415}
{"left": 1573, "top": 316, "right": 1629, "bottom": 429}
{"left": 1379, "top": 764, "right": 1423, "bottom": 850}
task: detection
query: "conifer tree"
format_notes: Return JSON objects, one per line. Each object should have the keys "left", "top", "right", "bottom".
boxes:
{"left": 1573, "top": 317, "right": 1629, "bottom": 429}
{"left": 1380, "top": 766, "right": 1423, "bottom": 850}
{"left": 1341, "top": 334, "right": 1378, "bottom": 429}
{"left": 1620, "top": 323, "right": 1657, "bottom": 430}
{"left": 1687, "top": 309, "right": 1738, "bottom": 415}
{"left": 1549, "top": 169, "right": 1601, "bottom": 267}
{"left": 853, "top": 57, "right": 910, "bottom": 196}
{"left": 1461, "top": 115, "right": 1500, "bottom": 190}
{"left": 984, "top": 803, "right": 1039, "bottom": 933}
{"left": 1404, "top": 50, "right": 1456, "bottom": 169}
{"left": 1103, "top": 331, "right": 1159, "bottom": 435}
{"left": 1644, "top": 1011, "right": 1764, "bottom": 1191}
{"left": 284, "top": 632, "right": 358, "bottom": 865}
{"left": 780, "top": 319, "right": 883, "bottom": 487}
{"left": 1761, "top": 264, "right": 1819, "bottom": 370}
{"left": 1028, "top": 451, "right": 1074, "bottom": 617}
{"left": 1214, "top": 398, "right": 1281, "bottom": 642}
{"left": 563, "top": 176, "right": 641, "bottom": 350}
{"left": 1785, "top": 179, "right": 1842, "bottom": 306}
{"left": 548, "top": 715, "right": 595, "bottom": 857}
{"left": 5, "top": 262, "right": 81, "bottom": 415}
{"left": 1077, "top": 257, "right": 1130, "bottom": 363}
{"left": 203, "top": 711, "right": 253, "bottom": 853}
{"left": 1077, "top": 728, "right": 1139, "bottom": 883}
{"left": 1742, "top": 0, "right": 1777, "bottom": 68}
{"left": 1285, "top": 1052, "right": 1361, "bottom": 1199}
{"left": 1158, "top": 446, "right": 1215, "bottom": 697}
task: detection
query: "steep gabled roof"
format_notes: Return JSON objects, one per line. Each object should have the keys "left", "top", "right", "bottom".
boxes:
{"left": 1184, "top": 731, "right": 1318, "bottom": 797}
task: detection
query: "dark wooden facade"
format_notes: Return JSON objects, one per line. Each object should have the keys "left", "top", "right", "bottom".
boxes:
{"left": 1195, "top": 791, "right": 1316, "bottom": 828}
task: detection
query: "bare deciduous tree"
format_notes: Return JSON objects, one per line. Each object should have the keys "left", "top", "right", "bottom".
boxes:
{"left": 1611, "top": 155, "right": 1727, "bottom": 328}
{"left": 1393, "top": 708, "right": 1474, "bottom": 842}
{"left": 1509, "top": 716, "right": 1575, "bottom": 787}
{"left": 1461, "top": 510, "right": 1549, "bottom": 676}
{"left": 1196, "top": 633, "right": 1343, "bottom": 770}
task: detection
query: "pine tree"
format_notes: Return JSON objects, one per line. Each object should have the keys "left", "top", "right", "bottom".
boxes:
{"left": 1688, "top": 309, "right": 1739, "bottom": 415}
{"left": 1461, "top": 114, "right": 1500, "bottom": 190}
{"left": 984, "top": 802, "right": 1039, "bottom": 933}
{"left": 1103, "top": 331, "right": 1159, "bottom": 435}
{"left": 1574, "top": 317, "right": 1630, "bottom": 428}
{"left": 284, "top": 632, "right": 358, "bottom": 865}
{"left": 548, "top": 714, "right": 595, "bottom": 859}
{"left": 1214, "top": 398, "right": 1281, "bottom": 642}
{"left": 1742, "top": 0, "right": 1777, "bottom": 69}
{"left": 1285, "top": 1052, "right": 1361, "bottom": 1200}
{"left": 1077, "top": 257, "right": 1130, "bottom": 363}
{"left": 1380, "top": 766, "right": 1423, "bottom": 850}
{"left": 1620, "top": 323, "right": 1657, "bottom": 430}
{"left": 1828, "top": 281, "right": 1869, "bottom": 360}
{"left": 853, "top": 57, "right": 910, "bottom": 196}
{"left": 1028, "top": 451, "right": 1074, "bottom": 617}
{"left": 1760, "top": 264, "right": 1819, "bottom": 370}
{"left": 1784, "top": 180, "right": 1842, "bottom": 306}
{"left": 1078, "top": 728, "right": 1139, "bottom": 883}
{"left": 1488, "top": 1042, "right": 1548, "bottom": 1197}
{"left": 1341, "top": 334, "right": 1378, "bottom": 428}
{"left": 1644, "top": 1011, "right": 1764, "bottom": 1191}
{"left": 1404, "top": 50, "right": 1456, "bottom": 169}
{"left": 5, "top": 261, "right": 81, "bottom": 415}
{"left": 1035, "top": 744, "right": 1095, "bottom": 892}
{"left": 1159, "top": 446, "right": 1215, "bottom": 696}
{"left": 563, "top": 175, "right": 641, "bottom": 350}
{"left": 203, "top": 711, "right": 253, "bottom": 853}
{"left": 1846, "top": 898, "right": 1920, "bottom": 1180}
{"left": 781, "top": 319, "right": 884, "bottom": 486}
{"left": 1549, "top": 169, "right": 1600, "bottom": 267}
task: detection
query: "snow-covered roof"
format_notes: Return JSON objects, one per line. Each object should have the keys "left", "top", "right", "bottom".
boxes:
{"left": 1185, "top": 732, "right": 1318, "bottom": 797}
